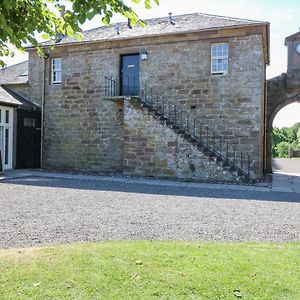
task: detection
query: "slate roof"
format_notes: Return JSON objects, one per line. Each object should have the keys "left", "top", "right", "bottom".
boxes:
{"left": 38, "top": 12, "right": 267, "bottom": 47}
{"left": 0, "top": 61, "right": 28, "bottom": 84}
{"left": 0, "top": 86, "right": 23, "bottom": 107}
{"left": 0, "top": 85, "right": 39, "bottom": 109}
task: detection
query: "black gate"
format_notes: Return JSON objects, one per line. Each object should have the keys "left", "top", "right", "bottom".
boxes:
{"left": 121, "top": 54, "right": 140, "bottom": 96}
{"left": 16, "top": 109, "right": 41, "bottom": 168}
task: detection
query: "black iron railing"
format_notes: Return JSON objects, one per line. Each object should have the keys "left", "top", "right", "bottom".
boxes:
{"left": 105, "top": 76, "right": 139, "bottom": 97}
{"left": 105, "top": 76, "right": 117, "bottom": 97}
{"left": 140, "top": 84, "right": 251, "bottom": 180}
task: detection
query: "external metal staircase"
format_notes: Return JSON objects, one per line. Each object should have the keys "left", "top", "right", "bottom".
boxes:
{"left": 105, "top": 77, "right": 252, "bottom": 181}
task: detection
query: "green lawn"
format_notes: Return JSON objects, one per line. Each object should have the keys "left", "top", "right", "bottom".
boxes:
{"left": 0, "top": 241, "right": 299, "bottom": 299}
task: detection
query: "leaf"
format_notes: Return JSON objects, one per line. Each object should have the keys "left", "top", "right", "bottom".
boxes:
{"left": 144, "top": 0, "right": 152, "bottom": 9}
{"left": 0, "top": 0, "right": 157, "bottom": 58}
{"left": 41, "top": 33, "right": 50, "bottom": 40}
{"left": 75, "top": 32, "right": 83, "bottom": 42}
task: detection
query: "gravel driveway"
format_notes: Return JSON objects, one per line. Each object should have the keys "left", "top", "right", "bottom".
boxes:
{"left": 273, "top": 158, "right": 300, "bottom": 175}
{"left": 0, "top": 175, "right": 300, "bottom": 248}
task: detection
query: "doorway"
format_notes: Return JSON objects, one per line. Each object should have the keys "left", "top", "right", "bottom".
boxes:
{"left": 120, "top": 54, "right": 140, "bottom": 96}
{"left": 0, "top": 106, "right": 13, "bottom": 170}
{"left": 16, "top": 109, "right": 41, "bottom": 168}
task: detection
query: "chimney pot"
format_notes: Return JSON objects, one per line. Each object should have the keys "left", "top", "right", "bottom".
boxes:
{"left": 127, "top": 19, "right": 132, "bottom": 29}
{"left": 168, "top": 12, "right": 175, "bottom": 25}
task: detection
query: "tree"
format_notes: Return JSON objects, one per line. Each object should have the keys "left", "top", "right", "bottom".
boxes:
{"left": 272, "top": 122, "right": 300, "bottom": 158}
{"left": 0, "top": 0, "right": 159, "bottom": 67}
{"left": 276, "top": 141, "right": 291, "bottom": 158}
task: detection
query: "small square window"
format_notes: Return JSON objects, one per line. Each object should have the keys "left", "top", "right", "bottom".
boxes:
{"left": 23, "top": 117, "right": 36, "bottom": 128}
{"left": 51, "top": 58, "right": 62, "bottom": 84}
{"left": 211, "top": 43, "right": 229, "bottom": 75}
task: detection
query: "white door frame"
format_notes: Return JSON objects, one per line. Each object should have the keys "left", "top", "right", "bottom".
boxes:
{"left": 0, "top": 106, "right": 14, "bottom": 170}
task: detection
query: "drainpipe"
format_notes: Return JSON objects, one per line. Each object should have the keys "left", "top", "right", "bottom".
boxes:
{"left": 40, "top": 52, "right": 49, "bottom": 168}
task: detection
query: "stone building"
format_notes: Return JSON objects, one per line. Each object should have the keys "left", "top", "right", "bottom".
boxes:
{"left": 1, "top": 12, "right": 270, "bottom": 182}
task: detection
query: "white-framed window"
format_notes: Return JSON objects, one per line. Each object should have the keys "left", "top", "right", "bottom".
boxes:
{"left": 51, "top": 58, "right": 62, "bottom": 84}
{"left": 211, "top": 43, "right": 228, "bottom": 75}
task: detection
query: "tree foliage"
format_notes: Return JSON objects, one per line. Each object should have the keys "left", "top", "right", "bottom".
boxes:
{"left": 0, "top": 0, "right": 159, "bottom": 67}
{"left": 272, "top": 122, "right": 300, "bottom": 157}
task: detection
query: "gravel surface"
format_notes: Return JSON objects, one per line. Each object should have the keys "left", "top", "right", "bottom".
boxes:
{"left": 273, "top": 158, "right": 300, "bottom": 174}
{"left": 0, "top": 176, "right": 300, "bottom": 248}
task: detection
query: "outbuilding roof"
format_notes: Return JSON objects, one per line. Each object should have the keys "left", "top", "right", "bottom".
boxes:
{"left": 0, "top": 86, "right": 23, "bottom": 107}
{"left": 0, "top": 61, "right": 28, "bottom": 85}
{"left": 0, "top": 85, "right": 39, "bottom": 109}
{"left": 38, "top": 12, "right": 268, "bottom": 46}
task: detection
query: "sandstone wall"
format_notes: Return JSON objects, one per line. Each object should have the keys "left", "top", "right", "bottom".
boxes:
{"left": 124, "top": 99, "right": 239, "bottom": 182}
{"left": 28, "top": 52, "right": 44, "bottom": 107}
{"left": 140, "top": 35, "right": 265, "bottom": 176}
{"left": 38, "top": 47, "right": 124, "bottom": 172}
{"left": 27, "top": 31, "right": 265, "bottom": 180}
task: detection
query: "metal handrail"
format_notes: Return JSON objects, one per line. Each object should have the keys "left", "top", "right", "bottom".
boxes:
{"left": 140, "top": 84, "right": 251, "bottom": 180}
{"left": 105, "top": 76, "right": 139, "bottom": 97}
{"left": 104, "top": 76, "right": 117, "bottom": 97}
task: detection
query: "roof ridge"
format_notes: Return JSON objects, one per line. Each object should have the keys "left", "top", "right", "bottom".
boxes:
{"left": 80, "top": 11, "right": 267, "bottom": 35}
{"left": 1, "top": 60, "right": 28, "bottom": 70}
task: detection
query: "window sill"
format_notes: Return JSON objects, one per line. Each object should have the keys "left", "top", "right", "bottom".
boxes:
{"left": 211, "top": 73, "right": 228, "bottom": 77}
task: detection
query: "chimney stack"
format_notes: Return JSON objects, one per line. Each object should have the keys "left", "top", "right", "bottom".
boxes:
{"left": 115, "top": 24, "right": 120, "bottom": 35}
{"left": 168, "top": 12, "right": 175, "bottom": 25}
{"left": 127, "top": 19, "right": 132, "bottom": 29}
{"left": 55, "top": 5, "right": 66, "bottom": 42}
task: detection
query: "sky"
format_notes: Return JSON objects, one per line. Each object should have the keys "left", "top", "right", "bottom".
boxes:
{"left": 3, "top": 0, "right": 300, "bottom": 127}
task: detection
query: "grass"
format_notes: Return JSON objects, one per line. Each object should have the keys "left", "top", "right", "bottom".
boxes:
{"left": 0, "top": 241, "right": 299, "bottom": 299}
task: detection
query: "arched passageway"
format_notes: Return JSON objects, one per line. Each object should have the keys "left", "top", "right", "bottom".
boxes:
{"left": 265, "top": 93, "right": 300, "bottom": 173}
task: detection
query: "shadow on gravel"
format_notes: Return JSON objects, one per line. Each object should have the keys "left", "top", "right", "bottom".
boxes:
{"left": 1, "top": 176, "right": 300, "bottom": 203}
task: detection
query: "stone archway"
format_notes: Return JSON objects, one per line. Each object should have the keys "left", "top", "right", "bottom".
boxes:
{"left": 265, "top": 79, "right": 300, "bottom": 173}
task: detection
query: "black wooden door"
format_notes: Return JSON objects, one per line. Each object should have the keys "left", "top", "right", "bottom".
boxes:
{"left": 121, "top": 54, "right": 140, "bottom": 96}
{"left": 16, "top": 109, "right": 41, "bottom": 168}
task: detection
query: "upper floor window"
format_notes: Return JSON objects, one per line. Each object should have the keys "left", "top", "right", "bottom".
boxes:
{"left": 211, "top": 43, "right": 228, "bottom": 75}
{"left": 51, "top": 58, "right": 62, "bottom": 84}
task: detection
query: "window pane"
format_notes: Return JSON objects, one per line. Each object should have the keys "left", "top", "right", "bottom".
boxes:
{"left": 212, "top": 46, "right": 217, "bottom": 56}
{"left": 5, "top": 128, "right": 8, "bottom": 164}
{"left": 5, "top": 110, "right": 9, "bottom": 124}
{"left": 56, "top": 71, "right": 62, "bottom": 82}
{"left": 24, "top": 117, "right": 36, "bottom": 127}
{"left": 52, "top": 58, "right": 62, "bottom": 83}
